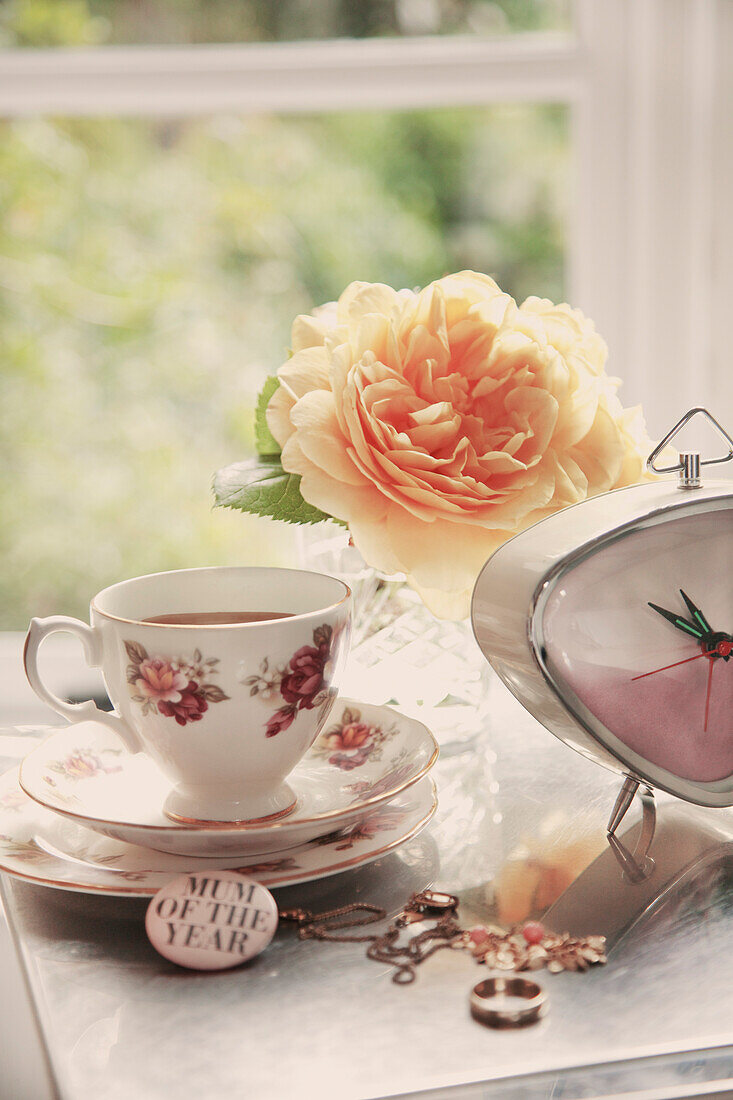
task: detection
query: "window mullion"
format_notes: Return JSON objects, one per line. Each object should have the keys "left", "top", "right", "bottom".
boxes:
{"left": 573, "top": 0, "right": 723, "bottom": 439}
{"left": 0, "top": 34, "right": 581, "bottom": 116}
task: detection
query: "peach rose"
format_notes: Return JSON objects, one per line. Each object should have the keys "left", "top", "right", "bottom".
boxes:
{"left": 268, "top": 272, "right": 651, "bottom": 618}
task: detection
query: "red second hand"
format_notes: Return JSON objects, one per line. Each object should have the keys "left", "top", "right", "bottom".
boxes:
{"left": 704, "top": 655, "right": 715, "bottom": 732}
{"left": 632, "top": 650, "right": 714, "bottom": 681}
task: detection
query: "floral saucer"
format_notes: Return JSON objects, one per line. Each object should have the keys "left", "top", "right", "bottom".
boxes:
{"left": 0, "top": 768, "right": 436, "bottom": 896}
{"left": 19, "top": 698, "right": 438, "bottom": 857}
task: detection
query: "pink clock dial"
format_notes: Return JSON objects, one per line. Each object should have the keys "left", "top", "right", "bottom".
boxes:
{"left": 540, "top": 509, "right": 733, "bottom": 782}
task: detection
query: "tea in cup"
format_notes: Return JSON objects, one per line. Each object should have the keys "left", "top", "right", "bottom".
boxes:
{"left": 23, "top": 567, "right": 351, "bottom": 823}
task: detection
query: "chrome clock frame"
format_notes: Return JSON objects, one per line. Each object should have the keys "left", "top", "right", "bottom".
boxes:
{"left": 471, "top": 480, "right": 733, "bottom": 809}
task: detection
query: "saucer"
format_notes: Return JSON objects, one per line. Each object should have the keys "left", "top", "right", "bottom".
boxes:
{"left": 19, "top": 698, "right": 438, "bottom": 857}
{"left": 0, "top": 767, "right": 436, "bottom": 896}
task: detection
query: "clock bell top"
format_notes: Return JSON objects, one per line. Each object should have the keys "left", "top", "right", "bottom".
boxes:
{"left": 646, "top": 406, "right": 733, "bottom": 490}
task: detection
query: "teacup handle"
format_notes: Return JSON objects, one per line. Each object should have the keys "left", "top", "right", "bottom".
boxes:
{"left": 23, "top": 616, "right": 143, "bottom": 753}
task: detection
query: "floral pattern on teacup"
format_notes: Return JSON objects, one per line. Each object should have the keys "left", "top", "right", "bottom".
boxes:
{"left": 125, "top": 643, "right": 230, "bottom": 726}
{"left": 311, "top": 706, "right": 399, "bottom": 771}
{"left": 239, "top": 623, "right": 338, "bottom": 738}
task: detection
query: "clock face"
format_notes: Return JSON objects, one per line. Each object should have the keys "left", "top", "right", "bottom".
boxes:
{"left": 539, "top": 507, "right": 733, "bottom": 783}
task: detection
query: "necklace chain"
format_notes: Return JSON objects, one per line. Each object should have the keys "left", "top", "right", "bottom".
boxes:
{"left": 279, "top": 892, "right": 463, "bottom": 984}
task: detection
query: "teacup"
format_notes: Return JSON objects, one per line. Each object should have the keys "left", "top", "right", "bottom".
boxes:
{"left": 23, "top": 567, "right": 351, "bottom": 823}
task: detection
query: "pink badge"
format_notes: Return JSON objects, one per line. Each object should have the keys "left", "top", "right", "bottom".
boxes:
{"left": 145, "top": 871, "right": 279, "bottom": 970}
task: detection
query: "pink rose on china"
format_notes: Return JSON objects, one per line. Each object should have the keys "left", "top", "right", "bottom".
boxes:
{"left": 280, "top": 640, "right": 330, "bottom": 710}
{"left": 157, "top": 682, "right": 209, "bottom": 726}
{"left": 215, "top": 271, "right": 652, "bottom": 619}
{"left": 323, "top": 719, "right": 373, "bottom": 751}
{"left": 135, "top": 658, "right": 188, "bottom": 703}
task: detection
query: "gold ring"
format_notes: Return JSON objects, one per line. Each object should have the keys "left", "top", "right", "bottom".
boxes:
{"left": 470, "top": 976, "right": 547, "bottom": 1028}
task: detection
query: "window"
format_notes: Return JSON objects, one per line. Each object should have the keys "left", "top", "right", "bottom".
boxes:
{"left": 1, "top": 0, "right": 730, "bottom": 628}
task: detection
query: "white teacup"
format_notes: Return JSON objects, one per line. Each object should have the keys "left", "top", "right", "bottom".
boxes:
{"left": 23, "top": 567, "right": 351, "bottom": 823}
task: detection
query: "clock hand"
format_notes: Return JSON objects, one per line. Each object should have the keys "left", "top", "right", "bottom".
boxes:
{"left": 704, "top": 654, "right": 715, "bottom": 732}
{"left": 648, "top": 602, "right": 704, "bottom": 640}
{"left": 642, "top": 594, "right": 727, "bottom": 729}
{"left": 649, "top": 594, "right": 733, "bottom": 665}
{"left": 632, "top": 649, "right": 714, "bottom": 681}
{"left": 679, "top": 589, "right": 713, "bottom": 634}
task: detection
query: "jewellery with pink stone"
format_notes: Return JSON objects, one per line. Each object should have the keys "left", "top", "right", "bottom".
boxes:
{"left": 280, "top": 891, "right": 607, "bottom": 984}
{"left": 461, "top": 920, "right": 607, "bottom": 973}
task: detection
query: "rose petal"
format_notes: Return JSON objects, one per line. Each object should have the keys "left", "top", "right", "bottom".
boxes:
{"left": 291, "top": 305, "right": 338, "bottom": 352}
{"left": 409, "top": 580, "right": 474, "bottom": 620}
{"left": 266, "top": 384, "right": 297, "bottom": 449}
{"left": 288, "top": 390, "right": 367, "bottom": 487}
{"left": 568, "top": 401, "right": 626, "bottom": 491}
{"left": 277, "top": 346, "right": 331, "bottom": 399}
{"left": 382, "top": 508, "right": 504, "bottom": 594}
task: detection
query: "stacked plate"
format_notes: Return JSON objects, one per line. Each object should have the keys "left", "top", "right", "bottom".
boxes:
{"left": 0, "top": 698, "right": 438, "bottom": 896}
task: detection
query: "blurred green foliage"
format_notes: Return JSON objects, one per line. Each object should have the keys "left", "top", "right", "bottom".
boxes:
{"left": 0, "top": 0, "right": 568, "bottom": 627}
{"left": 0, "top": 0, "right": 572, "bottom": 46}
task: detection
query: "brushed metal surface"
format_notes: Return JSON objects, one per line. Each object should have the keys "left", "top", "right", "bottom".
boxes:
{"left": 4, "top": 686, "right": 733, "bottom": 1099}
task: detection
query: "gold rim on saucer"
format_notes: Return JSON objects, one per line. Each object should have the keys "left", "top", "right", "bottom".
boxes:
{"left": 0, "top": 772, "right": 437, "bottom": 897}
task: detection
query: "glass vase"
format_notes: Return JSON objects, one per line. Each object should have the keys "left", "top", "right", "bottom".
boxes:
{"left": 297, "top": 525, "right": 495, "bottom": 757}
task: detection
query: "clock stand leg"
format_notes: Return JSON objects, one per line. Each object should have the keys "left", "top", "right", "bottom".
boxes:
{"left": 607, "top": 786, "right": 657, "bottom": 882}
{"left": 607, "top": 775, "right": 644, "bottom": 836}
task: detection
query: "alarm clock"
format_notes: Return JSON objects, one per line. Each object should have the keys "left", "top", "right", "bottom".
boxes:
{"left": 471, "top": 408, "right": 733, "bottom": 834}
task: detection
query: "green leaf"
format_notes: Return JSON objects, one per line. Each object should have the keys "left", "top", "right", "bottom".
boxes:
{"left": 255, "top": 376, "right": 282, "bottom": 457}
{"left": 124, "top": 640, "right": 147, "bottom": 665}
{"left": 200, "top": 684, "right": 230, "bottom": 703}
{"left": 213, "top": 458, "right": 340, "bottom": 526}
